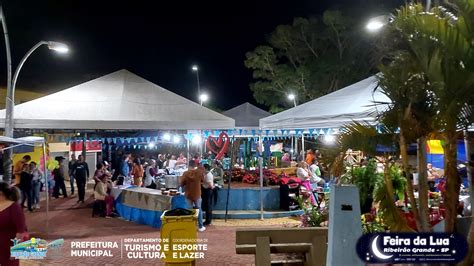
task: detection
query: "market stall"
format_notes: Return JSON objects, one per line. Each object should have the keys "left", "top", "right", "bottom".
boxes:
{"left": 258, "top": 75, "right": 389, "bottom": 166}
{"left": 0, "top": 137, "right": 49, "bottom": 233}
{"left": 223, "top": 102, "right": 271, "bottom": 168}
{"left": 0, "top": 69, "right": 236, "bottom": 224}
{"left": 0, "top": 69, "right": 235, "bottom": 130}
{"left": 111, "top": 186, "right": 186, "bottom": 228}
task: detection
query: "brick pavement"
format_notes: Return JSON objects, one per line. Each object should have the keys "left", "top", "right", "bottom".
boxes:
{"left": 18, "top": 188, "right": 300, "bottom": 266}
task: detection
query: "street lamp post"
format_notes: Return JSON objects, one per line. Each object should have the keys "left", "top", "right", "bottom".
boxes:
{"left": 0, "top": 5, "right": 13, "bottom": 183}
{"left": 192, "top": 65, "right": 201, "bottom": 105}
{"left": 0, "top": 20, "right": 68, "bottom": 182}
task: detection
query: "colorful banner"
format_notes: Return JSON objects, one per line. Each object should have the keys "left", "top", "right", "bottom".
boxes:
{"left": 426, "top": 140, "right": 444, "bottom": 154}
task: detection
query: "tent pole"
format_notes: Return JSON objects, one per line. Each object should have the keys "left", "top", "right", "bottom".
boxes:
{"left": 186, "top": 138, "right": 190, "bottom": 168}
{"left": 199, "top": 130, "right": 203, "bottom": 157}
{"left": 42, "top": 142, "right": 49, "bottom": 239}
{"left": 225, "top": 138, "right": 233, "bottom": 222}
{"left": 82, "top": 133, "right": 87, "bottom": 159}
{"left": 291, "top": 135, "right": 294, "bottom": 160}
{"left": 259, "top": 135, "right": 264, "bottom": 221}
{"left": 295, "top": 134, "right": 298, "bottom": 160}
{"left": 302, "top": 133, "right": 305, "bottom": 157}
{"left": 464, "top": 130, "right": 473, "bottom": 210}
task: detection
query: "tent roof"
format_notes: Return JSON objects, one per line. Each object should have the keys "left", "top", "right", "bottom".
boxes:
{"left": 0, "top": 136, "right": 44, "bottom": 145}
{"left": 259, "top": 75, "right": 390, "bottom": 130}
{"left": 0, "top": 69, "right": 234, "bottom": 130}
{"left": 222, "top": 102, "right": 270, "bottom": 128}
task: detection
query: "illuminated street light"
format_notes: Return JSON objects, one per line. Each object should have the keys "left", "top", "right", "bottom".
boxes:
{"left": 287, "top": 93, "right": 297, "bottom": 107}
{"left": 366, "top": 15, "right": 393, "bottom": 32}
{"left": 173, "top": 135, "right": 181, "bottom": 144}
{"left": 191, "top": 135, "right": 202, "bottom": 145}
{"left": 199, "top": 93, "right": 209, "bottom": 105}
{"left": 366, "top": 20, "right": 385, "bottom": 31}
{"left": 2, "top": 38, "right": 69, "bottom": 182}
{"left": 323, "top": 134, "right": 336, "bottom": 144}
{"left": 191, "top": 64, "right": 201, "bottom": 104}
{"left": 47, "top": 41, "right": 69, "bottom": 53}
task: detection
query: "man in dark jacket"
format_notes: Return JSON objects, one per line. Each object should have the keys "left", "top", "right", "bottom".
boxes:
{"left": 68, "top": 154, "right": 77, "bottom": 195}
{"left": 74, "top": 154, "right": 89, "bottom": 203}
{"left": 53, "top": 156, "right": 68, "bottom": 199}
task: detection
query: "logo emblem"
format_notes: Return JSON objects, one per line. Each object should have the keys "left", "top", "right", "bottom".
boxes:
{"left": 11, "top": 237, "right": 64, "bottom": 260}
{"left": 370, "top": 235, "right": 393, "bottom": 260}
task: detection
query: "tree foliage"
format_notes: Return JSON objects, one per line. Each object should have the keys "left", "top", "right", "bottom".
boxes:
{"left": 245, "top": 11, "right": 378, "bottom": 113}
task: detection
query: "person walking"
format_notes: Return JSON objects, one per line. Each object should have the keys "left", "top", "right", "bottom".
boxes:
{"left": 180, "top": 160, "right": 205, "bottom": 231}
{"left": 13, "top": 155, "right": 31, "bottom": 186}
{"left": 68, "top": 154, "right": 77, "bottom": 195}
{"left": 19, "top": 164, "right": 34, "bottom": 212}
{"left": 202, "top": 164, "right": 214, "bottom": 226}
{"left": 74, "top": 155, "right": 89, "bottom": 203}
{"left": 30, "top": 162, "right": 43, "bottom": 209}
{"left": 0, "top": 181, "right": 28, "bottom": 266}
{"left": 53, "top": 156, "right": 68, "bottom": 199}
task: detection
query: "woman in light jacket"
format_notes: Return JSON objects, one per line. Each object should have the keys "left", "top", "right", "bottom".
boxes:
{"left": 94, "top": 175, "right": 115, "bottom": 218}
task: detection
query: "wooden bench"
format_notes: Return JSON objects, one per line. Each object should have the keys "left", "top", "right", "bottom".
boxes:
{"left": 236, "top": 227, "right": 328, "bottom": 266}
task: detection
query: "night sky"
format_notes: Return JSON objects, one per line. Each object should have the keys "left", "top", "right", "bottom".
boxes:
{"left": 0, "top": 0, "right": 402, "bottom": 111}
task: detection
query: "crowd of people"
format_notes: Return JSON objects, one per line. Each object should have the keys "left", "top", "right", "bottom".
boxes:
{"left": 49, "top": 154, "right": 90, "bottom": 204}
{"left": 111, "top": 152, "right": 225, "bottom": 231}
{"left": 10, "top": 155, "right": 44, "bottom": 212}
{"left": 295, "top": 149, "right": 328, "bottom": 206}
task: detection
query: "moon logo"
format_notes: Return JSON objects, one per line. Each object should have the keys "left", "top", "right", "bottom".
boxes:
{"left": 371, "top": 235, "right": 393, "bottom": 260}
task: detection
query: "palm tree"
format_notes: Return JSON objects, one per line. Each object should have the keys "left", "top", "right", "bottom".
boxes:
{"left": 394, "top": 0, "right": 474, "bottom": 234}
{"left": 378, "top": 52, "right": 437, "bottom": 232}
{"left": 389, "top": 2, "right": 474, "bottom": 264}
{"left": 338, "top": 122, "right": 414, "bottom": 232}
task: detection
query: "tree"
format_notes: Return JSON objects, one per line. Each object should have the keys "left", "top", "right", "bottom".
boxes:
{"left": 337, "top": 122, "right": 415, "bottom": 232}
{"left": 394, "top": 1, "right": 474, "bottom": 234}
{"left": 385, "top": 1, "right": 474, "bottom": 263}
{"left": 378, "top": 51, "right": 437, "bottom": 232}
{"left": 245, "top": 11, "right": 377, "bottom": 113}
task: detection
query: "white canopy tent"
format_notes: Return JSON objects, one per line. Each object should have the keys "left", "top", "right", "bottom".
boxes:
{"left": 0, "top": 69, "right": 234, "bottom": 130}
{"left": 223, "top": 102, "right": 270, "bottom": 129}
{"left": 0, "top": 136, "right": 50, "bottom": 237}
{"left": 259, "top": 75, "right": 389, "bottom": 130}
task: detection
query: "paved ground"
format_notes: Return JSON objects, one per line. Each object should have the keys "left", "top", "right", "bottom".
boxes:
{"left": 18, "top": 184, "right": 301, "bottom": 266}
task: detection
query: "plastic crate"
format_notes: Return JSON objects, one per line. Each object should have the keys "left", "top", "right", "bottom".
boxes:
{"left": 160, "top": 209, "right": 198, "bottom": 264}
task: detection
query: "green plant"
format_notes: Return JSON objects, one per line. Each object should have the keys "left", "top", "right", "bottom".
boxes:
{"left": 362, "top": 213, "right": 388, "bottom": 234}
{"left": 354, "top": 160, "right": 383, "bottom": 207}
{"left": 340, "top": 159, "right": 383, "bottom": 211}
{"left": 297, "top": 196, "right": 329, "bottom": 227}
{"left": 372, "top": 162, "right": 414, "bottom": 232}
